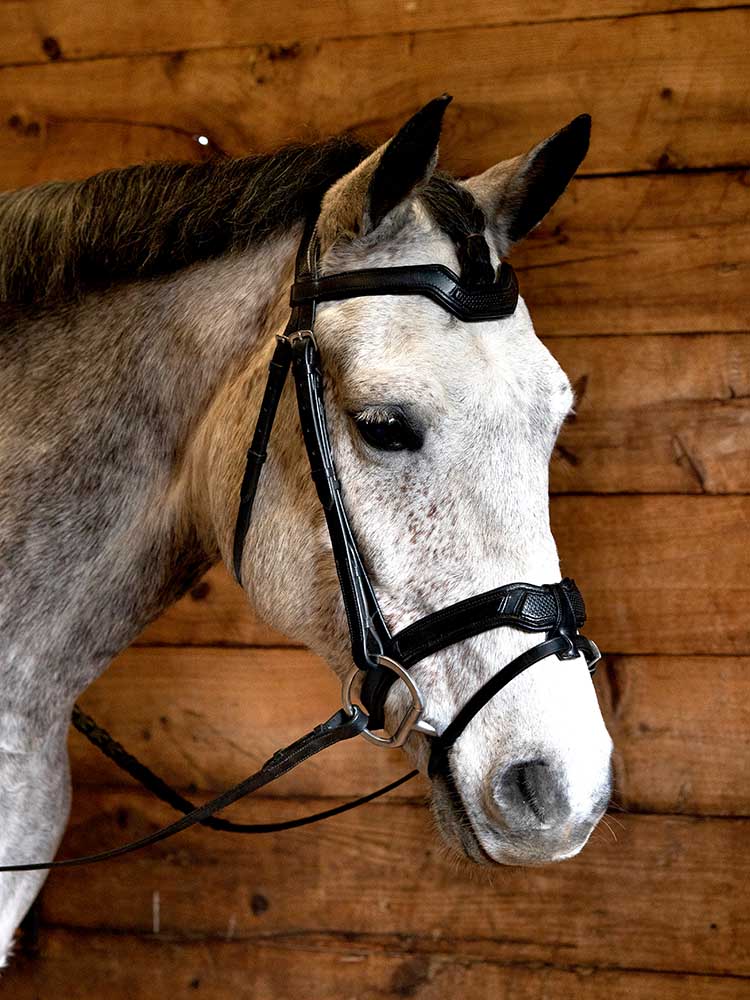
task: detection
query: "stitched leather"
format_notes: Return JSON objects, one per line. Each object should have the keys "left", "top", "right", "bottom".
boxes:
{"left": 361, "top": 580, "right": 588, "bottom": 730}
{"left": 291, "top": 260, "right": 519, "bottom": 323}
{"left": 233, "top": 337, "right": 292, "bottom": 582}
{"left": 291, "top": 335, "right": 392, "bottom": 672}
{"left": 393, "top": 579, "right": 586, "bottom": 666}
{"left": 0, "top": 708, "right": 371, "bottom": 872}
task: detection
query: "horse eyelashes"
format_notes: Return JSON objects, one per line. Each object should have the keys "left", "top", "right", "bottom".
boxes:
{"left": 352, "top": 407, "right": 423, "bottom": 452}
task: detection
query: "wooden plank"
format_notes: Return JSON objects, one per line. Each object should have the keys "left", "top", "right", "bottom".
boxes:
{"left": 1, "top": 9, "right": 748, "bottom": 183}
{"left": 71, "top": 648, "right": 750, "bottom": 818}
{"left": 602, "top": 656, "right": 750, "bottom": 817}
{"left": 136, "top": 565, "right": 294, "bottom": 647}
{"left": 547, "top": 333, "right": 750, "bottom": 493}
{"left": 71, "top": 645, "right": 404, "bottom": 800}
{"left": 136, "top": 498, "right": 750, "bottom": 654}
{"left": 1, "top": 0, "right": 740, "bottom": 67}
{"left": 552, "top": 496, "right": 750, "bottom": 655}
{"left": 521, "top": 172, "right": 750, "bottom": 338}
{"left": 6, "top": 929, "right": 750, "bottom": 1000}
{"left": 34, "top": 799, "right": 750, "bottom": 976}
{"left": 0, "top": 115, "right": 212, "bottom": 189}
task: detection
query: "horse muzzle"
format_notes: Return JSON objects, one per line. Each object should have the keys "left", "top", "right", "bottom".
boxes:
{"left": 432, "top": 753, "right": 613, "bottom": 866}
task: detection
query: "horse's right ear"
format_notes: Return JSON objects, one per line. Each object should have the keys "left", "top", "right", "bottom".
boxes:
{"left": 317, "top": 95, "right": 452, "bottom": 253}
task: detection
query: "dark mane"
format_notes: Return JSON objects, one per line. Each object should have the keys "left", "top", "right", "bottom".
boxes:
{"left": 0, "top": 138, "right": 369, "bottom": 306}
{"left": 0, "top": 138, "right": 489, "bottom": 306}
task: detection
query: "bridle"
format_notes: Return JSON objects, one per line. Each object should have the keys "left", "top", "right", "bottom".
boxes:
{"left": 233, "top": 221, "right": 600, "bottom": 771}
{"left": 0, "top": 217, "right": 599, "bottom": 873}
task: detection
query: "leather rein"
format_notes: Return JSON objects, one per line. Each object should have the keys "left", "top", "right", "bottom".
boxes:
{"left": 0, "top": 221, "right": 599, "bottom": 873}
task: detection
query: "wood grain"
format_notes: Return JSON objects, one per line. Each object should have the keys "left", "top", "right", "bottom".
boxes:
{"left": 1, "top": 8, "right": 749, "bottom": 182}
{"left": 71, "top": 646, "right": 750, "bottom": 817}
{"left": 548, "top": 333, "right": 750, "bottom": 493}
{"left": 520, "top": 172, "right": 750, "bottom": 338}
{"left": 137, "top": 566, "right": 293, "bottom": 647}
{"left": 136, "top": 497, "right": 750, "bottom": 654}
{"left": 0, "top": 115, "right": 215, "bottom": 189}
{"left": 34, "top": 796, "right": 750, "bottom": 977}
{"left": 1, "top": 0, "right": 738, "bottom": 66}
{"left": 552, "top": 496, "right": 750, "bottom": 655}
{"left": 6, "top": 929, "right": 750, "bottom": 1000}
{"left": 602, "top": 655, "right": 750, "bottom": 816}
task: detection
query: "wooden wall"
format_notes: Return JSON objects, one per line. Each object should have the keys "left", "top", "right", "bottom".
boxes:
{"left": 3, "top": 1, "right": 750, "bottom": 997}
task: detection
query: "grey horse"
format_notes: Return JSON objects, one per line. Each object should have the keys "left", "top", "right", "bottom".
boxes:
{"left": 0, "top": 97, "right": 612, "bottom": 965}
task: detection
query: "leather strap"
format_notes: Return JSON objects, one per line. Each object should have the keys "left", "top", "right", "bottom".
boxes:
{"left": 233, "top": 337, "right": 293, "bottom": 583}
{"left": 291, "top": 334, "right": 392, "bottom": 672}
{"left": 394, "top": 578, "right": 585, "bottom": 667}
{"left": 291, "top": 260, "right": 519, "bottom": 322}
{"left": 233, "top": 216, "right": 319, "bottom": 585}
{"left": 361, "top": 579, "right": 588, "bottom": 730}
{"left": 427, "top": 635, "right": 591, "bottom": 778}
{"left": 68, "top": 706, "right": 417, "bottom": 836}
{"left": 0, "top": 708, "right": 371, "bottom": 872}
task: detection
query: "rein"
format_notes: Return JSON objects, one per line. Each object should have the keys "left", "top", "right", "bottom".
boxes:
{"left": 0, "top": 219, "right": 599, "bottom": 873}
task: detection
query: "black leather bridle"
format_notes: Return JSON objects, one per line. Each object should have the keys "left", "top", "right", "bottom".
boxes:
{"left": 0, "top": 219, "right": 599, "bottom": 873}
{"left": 234, "top": 221, "right": 600, "bottom": 776}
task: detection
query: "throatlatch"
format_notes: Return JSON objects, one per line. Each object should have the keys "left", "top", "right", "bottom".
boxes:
{"left": 0, "top": 213, "right": 599, "bottom": 873}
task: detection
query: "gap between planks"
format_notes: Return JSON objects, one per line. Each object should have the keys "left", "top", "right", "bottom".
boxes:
{"left": 62, "top": 778, "right": 750, "bottom": 822}
{"left": 13, "top": 922, "right": 750, "bottom": 983}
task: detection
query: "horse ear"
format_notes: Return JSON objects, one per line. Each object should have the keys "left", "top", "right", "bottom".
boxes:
{"left": 317, "top": 94, "right": 452, "bottom": 253}
{"left": 465, "top": 114, "right": 591, "bottom": 251}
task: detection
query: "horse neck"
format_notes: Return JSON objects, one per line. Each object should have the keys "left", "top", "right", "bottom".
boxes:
{"left": 0, "top": 227, "right": 298, "bottom": 725}
{"left": 185, "top": 233, "right": 302, "bottom": 584}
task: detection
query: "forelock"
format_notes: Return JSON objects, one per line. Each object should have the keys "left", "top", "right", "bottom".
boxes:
{"left": 419, "top": 174, "right": 495, "bottom": 285}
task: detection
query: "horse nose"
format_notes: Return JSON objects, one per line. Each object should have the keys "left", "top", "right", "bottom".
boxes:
{"left": 491, "top": 758, "right": 573, "bottom": 830}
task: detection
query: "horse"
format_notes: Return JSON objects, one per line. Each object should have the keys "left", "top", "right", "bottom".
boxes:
{"left": 0, "top": 96, "right": 613, "bottom": 965}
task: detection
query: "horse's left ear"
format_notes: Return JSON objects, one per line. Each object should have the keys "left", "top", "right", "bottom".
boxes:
{"left": 317, "top": 94, "right": 452, "bottom": 253}
{"left": 465, "top": 114, "right": 591, "bottom": 252}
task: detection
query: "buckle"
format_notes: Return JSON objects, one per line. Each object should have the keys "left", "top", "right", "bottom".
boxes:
{"left": 341, "top": 655, "right": 437, "bottom": 748}
{"left": 578, "top": 635, "right": 601, "bottom": 675}
{"left": 278, "top": 329, "right": 317, "bottom": 350}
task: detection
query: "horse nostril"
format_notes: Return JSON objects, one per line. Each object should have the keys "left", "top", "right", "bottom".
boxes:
{"left": 493, "top": 758, "right": 571, "bottom": 828}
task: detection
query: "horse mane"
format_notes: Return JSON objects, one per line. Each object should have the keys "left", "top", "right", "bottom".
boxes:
{"left": 0, "top": 137, "right": 370, "bottom": 306}
{"left": 0, "top": 136, "right": 488, "bottom": 307}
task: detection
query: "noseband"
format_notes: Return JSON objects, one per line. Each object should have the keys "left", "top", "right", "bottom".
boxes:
{"left": 232, "top": 222, "right": 599, "bottom": 778}
{"left": 0, "top": 218, "right": 599, "bottom": 873}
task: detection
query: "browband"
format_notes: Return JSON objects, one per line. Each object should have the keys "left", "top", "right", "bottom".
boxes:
{"left": 291, "top": 260, "right": 519, "bottom": 322}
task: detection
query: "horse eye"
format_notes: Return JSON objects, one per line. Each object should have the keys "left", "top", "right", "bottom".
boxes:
{"left": 353, "top": 410, "right": 422, "bottom": 452}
